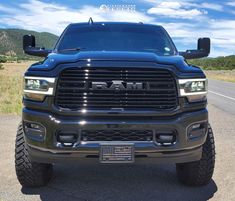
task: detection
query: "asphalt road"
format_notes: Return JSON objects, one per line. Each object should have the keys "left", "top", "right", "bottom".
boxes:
{"left": 0, "top": 79, "right": 235, "bottom": 201}
{"left": 208, "top": 79, "right": 235, "bottom": 116}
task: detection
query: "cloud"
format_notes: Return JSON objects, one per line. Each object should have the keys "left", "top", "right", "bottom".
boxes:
{"left": 43, "top": 7, "right": 66, "bottom": 12}
{"left": 147, "top": 1, "right": 206, "bottom": 19}
{"left": 0, "top": 4, "right": 22, "bottom": 14}
{"left": 0, "top": 0, "right": 154, "bottom": 35}
{"left": 144, "top": 1, "right": 223, "bottom": 12}
{"left": 201, "top": 3, "right": 223, "bottom": 11}
{"left": 226, "top": 1, "right": 235, "bottom": 6}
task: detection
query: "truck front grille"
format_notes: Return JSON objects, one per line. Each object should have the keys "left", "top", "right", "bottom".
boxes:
{"left": 81, "top": 130, "right": 153, "bottom": 141}
{"left": 55, "top": 68, "right": 178, "bottom": 110}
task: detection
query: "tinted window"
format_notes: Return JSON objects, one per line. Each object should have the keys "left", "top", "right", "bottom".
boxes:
{"left": 57, "top": 24, "right": 176, "bottom": 56}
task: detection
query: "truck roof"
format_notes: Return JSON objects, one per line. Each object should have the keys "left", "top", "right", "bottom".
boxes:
{"left": 69, "top": 21, "right": 162, "bottom": 28}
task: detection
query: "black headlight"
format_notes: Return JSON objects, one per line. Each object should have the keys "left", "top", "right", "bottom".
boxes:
{"left": 23, "top": 76, "right": 55, "bottom": 101}
{"left": 178, "top": 78, "right": 208, "bottom": 102}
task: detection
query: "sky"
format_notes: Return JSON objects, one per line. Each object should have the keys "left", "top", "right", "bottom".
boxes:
{"left": 0, "top": 0, "right": 235, "bottom": 57}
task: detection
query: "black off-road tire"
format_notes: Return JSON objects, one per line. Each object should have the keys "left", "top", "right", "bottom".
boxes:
{"left": 176, "top": 124, "right": 215, "bottom": 186}
{"left": 15, "top": 123, "right": 53, "bottom": 187}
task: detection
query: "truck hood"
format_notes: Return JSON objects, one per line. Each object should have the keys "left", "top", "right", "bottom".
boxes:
{"left": 47, "top": 51, "right": 185, "bottom": 66}
{"left": 28, "top": 51, "right": 202, "bottom": 73}
{"left": 49, "top": 51, "right": 182, "bottom": 62}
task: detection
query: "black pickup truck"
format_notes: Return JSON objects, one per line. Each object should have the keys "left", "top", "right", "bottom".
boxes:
{"left": 15, "top": 21, "right": 215, "bottom": 187}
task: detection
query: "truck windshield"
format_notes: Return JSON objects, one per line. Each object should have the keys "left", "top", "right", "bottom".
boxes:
{"left": 57, "top": 24, "right": 177, "bottom": 56}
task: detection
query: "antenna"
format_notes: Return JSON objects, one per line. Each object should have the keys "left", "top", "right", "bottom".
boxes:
{"left": 88, "top": 17, "right": 93, "bottom": 24}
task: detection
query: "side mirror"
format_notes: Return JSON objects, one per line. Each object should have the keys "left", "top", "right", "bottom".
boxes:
{"left": 179, "top": 38, "right": 210, "bottom": 59}
{"left": 23, "top": 35, "right": 36, "bottom": 50}
{"left": 23, "top": 35, "right": 52, "bottom": 57}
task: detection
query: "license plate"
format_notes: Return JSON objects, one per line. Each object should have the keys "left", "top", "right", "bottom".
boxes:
{"left": 100, "top": 144, "right": 134, "bottom": 163}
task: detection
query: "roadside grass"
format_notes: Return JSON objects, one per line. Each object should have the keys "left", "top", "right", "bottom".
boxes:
{"left": 204, "top": 70, "right": 235, "bottom": 83}
{"left": 0, "top": 63, "right": 4, "bottom": 69}
{"left": 0, "top": 75, "right": 22, "bottom": 114}
{"left": 0, "top": 62, "right": 34, "bottom": 115}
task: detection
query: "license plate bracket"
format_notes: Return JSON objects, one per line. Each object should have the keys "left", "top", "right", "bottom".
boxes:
{"left": 100, "top": 143, "right": 134, "bottom": 163}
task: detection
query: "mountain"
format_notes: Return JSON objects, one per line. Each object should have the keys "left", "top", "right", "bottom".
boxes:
{"left": 0, "top": 28, "right": 58, "bottom": 58}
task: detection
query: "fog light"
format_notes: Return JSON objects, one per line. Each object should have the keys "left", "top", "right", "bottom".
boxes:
{"left": 24, "top": 122, "right": 45, "bottom": 142}
{"left": 191, "top": 123, "right": 201, "bottom": 129}
{"left": 29, "top": 123, "right": 40, "bottom": 129}
{"left": 159, "top": 135, "right": 173, "bottom": 141}
{"left": 58, "top": 134, "right": 77, "bottom": 143}
{"left": 155, "top": 131, "right": 176, "bottom": 145}
{"left": 57, "top": 133, "right": 78, "bottom": 147}
{"left": 188, "top": 122, "right": 207, "bottom": 140}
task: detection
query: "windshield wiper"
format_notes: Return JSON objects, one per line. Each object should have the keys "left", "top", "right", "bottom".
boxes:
{"left": 58, "top": 47, "right": 86, "bottom": 52}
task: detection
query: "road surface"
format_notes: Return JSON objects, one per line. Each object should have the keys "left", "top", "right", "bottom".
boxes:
{"left": 0, "top": 79, "right": 235, "bottom": 201}
{"left": 208, "top": 79, "right": 235, "bottom": 116}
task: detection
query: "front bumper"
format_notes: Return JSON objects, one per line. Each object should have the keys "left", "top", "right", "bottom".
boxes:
{"left": 22, "top": 108, "right": 208, "bottom": 164}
